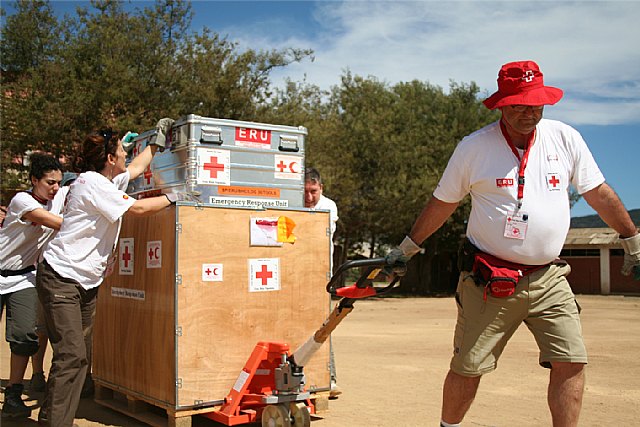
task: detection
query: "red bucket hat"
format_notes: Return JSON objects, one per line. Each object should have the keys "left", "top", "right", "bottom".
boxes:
{"left": 483, "top": 60, "right": 563, "bottom": 110}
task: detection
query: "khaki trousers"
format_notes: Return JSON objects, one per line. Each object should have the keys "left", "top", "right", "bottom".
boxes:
{"left": 36, "top": 260, "right": 98, "bottom": 427}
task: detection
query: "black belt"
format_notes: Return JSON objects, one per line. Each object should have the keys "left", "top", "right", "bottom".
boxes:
{"left": 0, "top": 265, "right": 36, "bottom": 277}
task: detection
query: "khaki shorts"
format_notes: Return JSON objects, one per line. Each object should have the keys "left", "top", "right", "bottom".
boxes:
{"left": 450, "top": 263, "right": 587, "bottom": 376}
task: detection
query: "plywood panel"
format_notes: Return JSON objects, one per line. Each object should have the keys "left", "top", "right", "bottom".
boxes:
{"left": 94, "top": 205, "right": 332, "bottom": 411}
{"left": 94, "top": 206, "right": 177, "bottom": 405}
{"left": 175, "top": 206, "right": 331, "bottom": 407}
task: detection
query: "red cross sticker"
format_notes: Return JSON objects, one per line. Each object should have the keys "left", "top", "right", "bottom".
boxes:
{"left": 203, "top": 156, "right": 225, "bottom": 178}
{"left": 202, "top": 264, "right": 223, "bottom": 282}
{"left": 148, "top": 247, "right": 155, "bottom": 260}
{"left": 122, "top": 246, "right": 132, "bottom": 268}
{"left": 144, "top": 167, "right": 153, "bottom": 185}
{"left": 547, "top": 174, "right": 561, "bottom": 191}
{"left": 255, "top": 265, "right": 273, "bottom": 286}
{"left": 276, "top": 160, "right": 287, "bottom": 172}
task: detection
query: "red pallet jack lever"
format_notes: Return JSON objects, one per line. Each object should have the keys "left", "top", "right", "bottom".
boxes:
{"left": 205, "top": 258, "right": 405, "bottom": 427}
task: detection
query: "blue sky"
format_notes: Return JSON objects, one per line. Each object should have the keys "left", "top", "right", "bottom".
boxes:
{"left": 5, "top": 1, "right": 639, "bottom": 217}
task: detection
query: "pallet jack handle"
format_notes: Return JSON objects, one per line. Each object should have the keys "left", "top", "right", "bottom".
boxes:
{"left": 326, "top": 257, "right": 407, "bottom": 305}
{"left": 291, "top": 257, "right": 406, "bottom": 367}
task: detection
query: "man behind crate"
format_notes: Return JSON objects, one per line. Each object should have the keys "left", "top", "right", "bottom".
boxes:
{"left": 304, "top": 167, "right": 340, "bottom": 398}
{"left": 386, "top": 60, "right": 640, "bottom": 427}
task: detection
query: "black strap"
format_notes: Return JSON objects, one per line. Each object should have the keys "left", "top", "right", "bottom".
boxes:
{"left": 0, "top": 265, "right": 36, "bottom": 277}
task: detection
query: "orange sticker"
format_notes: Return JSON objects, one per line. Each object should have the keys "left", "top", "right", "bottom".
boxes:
{"left": 123, "top": 195, "right": 129, "bottom": 199}
{"left": 218, "top": 186, "right": 280, "bottom": 198}
{"left": 277, "top": 216, "right": 296, "bottom": 244}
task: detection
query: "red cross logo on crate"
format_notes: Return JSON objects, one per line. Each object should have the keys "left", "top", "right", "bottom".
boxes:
{"left": 122, "top": 246, "right": 132, "bottom": 268}
{"left": 148, "top": 247, "right": 158, "bottom": 261}
{"left": 256, "top": 265, "right": 273, "bottom": 286}
{"left": 276, "top": 160, "right": 299, "bottom": 173}
{"left": 204, "top": 156, "right": 225, "bottom": 178}
{"left": 143, "top": 167, "right": 153, "bottom": 185}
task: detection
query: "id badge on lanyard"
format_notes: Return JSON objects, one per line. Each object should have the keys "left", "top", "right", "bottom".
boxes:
{"left": 504, "top": 210, "right": 529, "bottom": 240}
{"left": 500, "top": 121, "right": 535, "bottom": 241}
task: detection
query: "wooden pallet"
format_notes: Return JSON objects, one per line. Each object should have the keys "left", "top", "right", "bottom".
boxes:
{"left": 95, "top": 382, "right": 330, "bottom": 427}
{"left": 94, "top": 382, "right": 218, "bottom": 427}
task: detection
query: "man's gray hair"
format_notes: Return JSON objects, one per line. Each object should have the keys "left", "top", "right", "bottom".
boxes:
{"left": 305, "top": 167, "right": 322, "bottom": 184}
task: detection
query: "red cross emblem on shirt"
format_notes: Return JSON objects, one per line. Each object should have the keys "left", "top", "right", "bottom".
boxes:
{"left": 203, "top": 156, "right": 225, "bottom": 178}
{"left": 548, "top": 175, "right": 560, "bottom": 187}
{"left": 255, "top": 265, "right": 273, "bottom": 286}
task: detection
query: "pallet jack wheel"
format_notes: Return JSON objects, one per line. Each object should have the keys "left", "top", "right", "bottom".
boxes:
{"left": 289, "top": 402, "right": 311, "bottom": 427}
{"left": 262, "top": 404, "right": 292, "bottom": 427}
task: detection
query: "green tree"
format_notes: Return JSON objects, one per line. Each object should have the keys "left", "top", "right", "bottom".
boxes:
{"left": 1, "top": 0, "right": 312, "bottom": 200}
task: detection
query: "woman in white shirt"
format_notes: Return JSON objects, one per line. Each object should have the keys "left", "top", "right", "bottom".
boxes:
{"left": 0, "top": 154, "right": 67, "bottom": 418}
{"left": 36, "top": 129, "right": 178, "bottom": 427}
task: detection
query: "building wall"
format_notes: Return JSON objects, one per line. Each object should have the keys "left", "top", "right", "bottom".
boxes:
{"left": 610, "top": 255, "right": 639, "bottom": 294}
{"left": 564, "top": 257, "right": 601, "bottom": 294}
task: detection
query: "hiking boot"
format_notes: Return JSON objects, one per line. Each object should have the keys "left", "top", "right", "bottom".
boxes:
{"left": 2, "top": 383, "right": 31, "bottom": 418}
{"left": 29, "top": 371, "right": 47, "bottom": 392}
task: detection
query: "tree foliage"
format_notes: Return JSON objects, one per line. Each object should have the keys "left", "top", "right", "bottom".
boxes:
{"left": 2, "top": 0, "right": 500, "bottom": 276}
{"left": 1, "top": 0, "right": 312, "bottom": 188}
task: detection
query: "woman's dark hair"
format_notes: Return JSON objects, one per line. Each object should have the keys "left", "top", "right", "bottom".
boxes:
{"left": 29, "top": 152, "right": 62, "bottom": 180}
{"left": 76, "top": 129, "right": 119, "bottom": 172}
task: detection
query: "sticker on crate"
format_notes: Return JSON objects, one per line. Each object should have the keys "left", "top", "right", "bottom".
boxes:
{"left": 248, "top": 258, "right": 280, "bottom": 292}
{"left": 250, "top": 216, "right": 297, "bottom": 246}
{"left": 141, "top": 165, "right": 154, "bottom": 190}
{"left": 111, "top": 287, "right": 145, "bottom": 301}
{"left": 235, "top": 127, "right": 271, "bottom": 149}
{"left": 146, "top": 240, "right": 162, "bottom": 269}
{"left": 197, "top": 148, "right": 230, "bottom": 186}
{"left": 250, "top": 217, "right": 283, "bottom": 247}
{"left": 202, "top": 264, "right": 223, "bottom": 282}
{"left": 274, "top": 155, "right": 301, "bottom": 180}
{"left": 119, "top": 238, "right": 134, "bottom": 275}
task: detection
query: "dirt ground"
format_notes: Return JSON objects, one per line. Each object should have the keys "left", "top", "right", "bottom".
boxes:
{"left": 2, "top": 294, "right": 640, "bottom": 426}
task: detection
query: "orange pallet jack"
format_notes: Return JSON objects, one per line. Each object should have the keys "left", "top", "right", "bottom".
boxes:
{"left": 205, "top": 258, "right": 405, "bottom": 427}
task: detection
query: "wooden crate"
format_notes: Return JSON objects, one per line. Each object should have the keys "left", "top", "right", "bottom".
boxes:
{"left": 94, "top": 205, "right": 331, "bottom": 414}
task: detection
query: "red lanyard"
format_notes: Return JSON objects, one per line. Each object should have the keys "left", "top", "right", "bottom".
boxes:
{"left": 499, "top": 121, "right": 536, "bottom": 209}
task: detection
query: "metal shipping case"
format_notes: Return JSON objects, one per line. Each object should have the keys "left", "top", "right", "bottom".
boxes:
{"left": 128, "top": 115, "right": 307, "bottom": 209}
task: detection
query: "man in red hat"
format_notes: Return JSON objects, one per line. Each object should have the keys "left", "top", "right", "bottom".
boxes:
{"left": 386, "top": 60, "right": 640, "bottom": 427}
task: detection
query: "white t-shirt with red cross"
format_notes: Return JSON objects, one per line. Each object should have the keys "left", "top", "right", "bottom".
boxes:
{"left": 43, "top": 171, "right": 135, "bottom": 289}
{"left": 434, "top": 119, "right": 605, "bottom": 265}
{"left": 0, "top": 188, "right": 68, "bottom": 294}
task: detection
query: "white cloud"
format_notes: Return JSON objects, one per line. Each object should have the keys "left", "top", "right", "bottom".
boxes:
{"left": 216, "top": 1, "right": 640, "bottom": 126}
